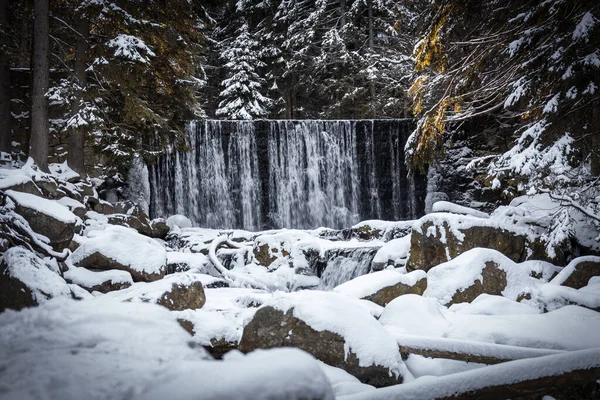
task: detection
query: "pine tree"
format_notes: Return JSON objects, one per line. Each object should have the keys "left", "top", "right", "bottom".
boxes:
{"left": 216, "top": 22, "right": 271, "bottom": 120}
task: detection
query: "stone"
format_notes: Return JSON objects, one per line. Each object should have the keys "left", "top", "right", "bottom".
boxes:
{"left": 253, "top": 243, "right": 279, "bottom": 267}
{"left": 0, "top": 247, "right": 72, "bottom": 311}
{"left": 63, "top": 266, "right": 133, "bottom": 294}
{"left": 406, "top": 214, "right": 526, "bottom": 272}
{"left": 7, "top": 190, "right": 77, "bottom": 251}
{"left": 32, "top": 177, "right": 62, "bottom": 199}
{"left": 363, "top": 275, "right": 427, "bottom": 307}
{"left": 240, "top": 306, "right": 401, "bottom": 387}
{"left": 107, "top": 214, "right": 152, "bottom": 237}
{"left": 551, "top": 256, "right": 600, "bottom": 289}
{"left": 150, "top": 218, "right": 170, "bottom": 239}
{"left": 93, "top": 200, "right": 116, "bottom": 215}
{"left": 69, "top": 226, "right": 167, "bottom": 282}
{"left": 447, "top": 261, "right": 507, "bottom": 306}
{"left": 157, "top": 281, "right": 206, "bottom": 311}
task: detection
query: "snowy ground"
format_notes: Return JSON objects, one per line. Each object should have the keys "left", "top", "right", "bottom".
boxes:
{"left": 1, "top": 165, "right": 599, "bottom": 399}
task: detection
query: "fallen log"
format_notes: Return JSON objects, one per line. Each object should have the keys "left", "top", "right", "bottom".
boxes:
{"left": 394, "top": 333, "right": 565, "bottom": 364}
{"left": 339, "top": 347, "right": 600, "bottom": 400}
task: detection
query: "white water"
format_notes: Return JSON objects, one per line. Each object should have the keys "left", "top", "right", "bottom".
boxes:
{"left": 149, "top": 119, "right": 419, "bottom": 230}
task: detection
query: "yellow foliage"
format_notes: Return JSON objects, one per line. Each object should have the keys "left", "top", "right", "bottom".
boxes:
{"left": 414, "top": 3, "right": 453, "bottom": 73}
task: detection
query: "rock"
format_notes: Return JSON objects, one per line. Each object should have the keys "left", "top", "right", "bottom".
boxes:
{"left": 448, "top": 261, "right": 507, "bottom": 306}
{"left": 253, "top": 243, "right": 279, "bottom": 267}
{"left": 103, "top": 272, "right": 207, "bottom": 311}
{"left": 0, "top": 170, "right": 43, "bottom": 196}
{"left": 0, "top": 247, "right": 72, "bottom": 311}
{"left": 57, "top": 197, "right": 87, "bottom": 219}
{"left": 239, "top": 291, "right": 406, "bottom": 387}
{"left": 406, "top": 213, "right": 526, "bottom": 272}
{"left": 69, "top": 225, "right": 167, "bottom": 282}
{"left": 551, "top": 256, "right": 600, "bottom": 289}
{"left": 7, "top": 190, "right": 77, "bottom": 251}
{"left": 157, "top": 281, "right": 206, "bottom": 311}
{"left": 352, "top": 224, "right": 383, "bottom": 240}
{"left": 333, "top": 270, "right": 427, "bottom": 307}
{"left": 150, "top": 218, "right": 170, "bottom": 239}
{"left": 93, "top": 200, "right": 116, "bottom": 215}
{"left": 63, "top": 266, "right": 133, "bottom": 294}
{"left": 32, "top": 176, "right": 62, "bottom": 199}
{"left": 107, "top": 214, "right": 152, "bottom": 237}
{"left": 166, "top": 214, "right": 193, "bottom": 230}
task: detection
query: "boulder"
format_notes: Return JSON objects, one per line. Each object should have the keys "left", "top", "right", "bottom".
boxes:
{"left": 57, "top": 197, "right": 87, "bottom": 219}
{"left": 551, "top": 256, "right": 600, "bottom": 289}
{"left": 6, "top": 190, "right": 77, "bottom": 251}
{"left": 63, "top": 266, "right": 133, "bottom": 294}
{"left": 0, "top": 168, "right": 43, "bottom": 196}
{"left": 32, "top": 176, "right": 62, "bottom": 199}
{"left": 406, "top": 213, "right": 526, "bottom": 272}
{"left": 93, "top": 200, "right": 116, "bottom": 215}
{"left": 239, "top": 291, "right": 407, "bottom": 387}
{"left": 333, "top": 270, "right": 427, "bottom": 307}
{"left": 150, "top": 218, "right": 170, "bottom": 239}
{"left": 0, "top": 247, "right": 72, "bottom": 311}
{"left": 166, "top": 214, "right": 193, "bottom": 230}
{"left": 103, "top": 272, "right": 206, "bottom": 311}
{"left": 107, "top": 214, "right": 152, "bottom": 237}
{"left": 69, "top": 225, "right": 167, "bottom": 282}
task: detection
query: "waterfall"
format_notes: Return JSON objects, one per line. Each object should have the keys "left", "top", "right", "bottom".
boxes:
{"left": 149, "top": 119, "right": 423, "bottom": 230}
{"left": 318, "top": 247, "right": 380, "bottom": 290}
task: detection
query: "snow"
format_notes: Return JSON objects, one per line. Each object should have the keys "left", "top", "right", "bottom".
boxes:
{"left": 166, "top": 251, "right": 212, "bottom": 273}
{"left": 333, "top": 270, "right": 426, "bottom": 299}
{"left": 372, "top": 235, "right": 411, "bottom": 267}
{"left": 379, "top": 294, "right": 452, "bottom": 337}
{"left": 431, "top": 201, "right": 489, "bottom": 218}
{"left": 48, "top": 161, "right": 80, "bottom": 182}
{"left": 536, "top": 283, "right": 600, "bottom": 311}
{"left": 63, "top": 265, "right": 133, "bottom": 289}
{"left": 339, "top": 348, "right": 600, "bottom": 400}
{"left": 1, "top": 247, "right": 72, "bottom": 304}
{"left": 136, "top": 348, "right": 334, "bottom": 400}
{"left": 404, "top": 355, "right": 485, "bottom": 379}
{"left": 0, "top": 297, "right": 210, "bottom": 400}
{"left": 69, "top": 225, "right": 167, "bottom": 275}
{"left": 318, "top": 361, "right": 376, "bottom": 396}
{"left": 573, "top": 12, "right": 597, "bottom": 42}
{"left": 6, "top": 190, "right": 77, "bottom": 224}
{"left": 107, "top": 34, "right": 156, "bottom": 64}
{"left": 449, "top": 294, "right": 539, "bottom": 315}
{"left": 261, "top": 290, "right": 406, "bottom": 375}
{"left": 0, "top": 167, "right": 33, "bottom": 190}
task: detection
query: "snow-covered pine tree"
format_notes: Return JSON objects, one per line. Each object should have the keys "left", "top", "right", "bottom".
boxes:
{"left": 216, "top": 22, "right": 271, "bottom": 120}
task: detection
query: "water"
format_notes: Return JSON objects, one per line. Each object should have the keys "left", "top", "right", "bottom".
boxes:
{"left": 149, "top": 119, "right": 422, "bottom": 230}
{"left": 318, "top": 247, "right": 380, "bottom": 289}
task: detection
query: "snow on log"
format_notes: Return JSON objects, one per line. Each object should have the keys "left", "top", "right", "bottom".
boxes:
{"left": 339, "top": 347, "right": 600, "bottom": 400}
{"left": 393, "top": 333, "right": 565, "bottom": 365}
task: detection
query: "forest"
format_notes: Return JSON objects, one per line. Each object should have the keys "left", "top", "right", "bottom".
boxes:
{"left": 0, "top": 0, "right": 600, "bottom": 399}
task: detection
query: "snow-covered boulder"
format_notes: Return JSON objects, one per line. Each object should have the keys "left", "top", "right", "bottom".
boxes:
{"left": 69, "top": 225, "right": 167, "bottom": 282}
{"left": 103, "top": 272, "right": 207, "bottom": 311}
{"left": 63, "top": 265, "right": 133, "bottom": 294}
{"left": 0, "top": 247, "right": 72, "bottom": 311}
{"left": 379, "top": 294, "right": 451, "bottom": 337}
{"left": 550, "top": 256, "right": 600, "bottom": 289}
{"left": 371, "top": 235, "right": 411, "bottom": 271}
{"left": 0, "top": 167, "right": 43, "bottom": 196}
{"left": 406, "top": 213, "right": 527, "bottom": 272}
{"left": 424, "top": 248, "right": 548, "bottom": 306}
{"left": 431, "top": 201, "right": 490, "bottom": 218}
{"left": 150, "top": 218, "right": 170, "bottom": 239}
{"left": 536, "top": 283, "right": 600, "bottom": 312}
{"left": 167, "top": 214, "right": 193, "bottom": 230}
{"left": 6, "top": 190, "right": 78, "bottom": 250}
{"left": 239, "top": 290, "right": 409, "bottom": 387}
{"left": 333, "top": 270, "right": 427, "bottom": 307}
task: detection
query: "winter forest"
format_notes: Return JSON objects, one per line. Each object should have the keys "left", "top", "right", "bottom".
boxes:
{"left": 0, "top": 0, "right": 600, "bottom": 399}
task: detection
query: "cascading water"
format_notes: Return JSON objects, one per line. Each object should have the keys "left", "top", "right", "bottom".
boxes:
{"left": 149, "top": 119, "right": 425, "bottom": 230}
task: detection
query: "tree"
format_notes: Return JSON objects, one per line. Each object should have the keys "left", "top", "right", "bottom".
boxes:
{"left": 216, "top": 22, "right": 271, "bottom": 120}
{"left": 29, "top": 0, "right": 50, "bottom": 172}
{"left": 0, "top": 0, "right": 11, "bottom": 162}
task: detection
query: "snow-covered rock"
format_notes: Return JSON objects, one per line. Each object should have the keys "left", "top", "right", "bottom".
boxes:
{"left": 379, "top": 294, "right": 452, "bottom": 337}
{"left": 424, "top": 248, "right": 550, "bottom": 306}
{"left": 63, "top": 265, "right": 133, "bottom": 293}
{"left": 167, "top": 214, "right": 193, "bottom": 230}
{"left": 431, "top": 201, "right": 490, "bottom": 218}
{"left": 101, "top": 272, "right": 207, "bottom": 311}
{"left": 550, "top": 255, "right": 600, "bottom": 289}
{"left": 6, "top": 190, "right": 78, "bottom": 250}
{"left": 371, "top": 235, "right": 411, "bottom": 270}
{"left": 333, "top": 269, "right": 427, "bottom": 306}
{"left": 69, "top": 225, "right": 167, "bottom": 282}
{"left": 0, "top": 247, "right": 72, "bottom": 311}
{"left": 239, "top": 290, "right": 409, "bottom": 387}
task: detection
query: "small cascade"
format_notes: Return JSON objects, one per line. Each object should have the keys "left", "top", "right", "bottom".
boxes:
{"left": 318, "top": 247, "right": 380, "bottom": 290}
{"left": 148, "top": 119, "right": 425, "bottom": 230}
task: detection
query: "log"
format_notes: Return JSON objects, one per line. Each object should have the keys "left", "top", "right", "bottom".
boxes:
{"left": 339, "top": 348, "right": 600, "bottom": 400}
{"left": 395, "top": 333, "right": 564, "bottom": 365}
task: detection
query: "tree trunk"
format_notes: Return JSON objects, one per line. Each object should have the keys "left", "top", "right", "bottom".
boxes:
{"left": 591, "top": 105, "right": 600, "bottom": 176}
{"left": 29, "top": 0, "right": 49, "bottom": 172}
{"left": 67, "top": 16, "right": 89, "bottom": 176}
{"left": 368, "top": 0, "right": 376, "bottom": 118}
{"left": 0, "top": 0, "right": 11, "bottom": 160}
{"left": 339, "top": 0, "right": 346, "bottom": 28}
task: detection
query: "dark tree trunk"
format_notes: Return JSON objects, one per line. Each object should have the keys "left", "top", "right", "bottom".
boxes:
{"left": 367, "top": 0, "right": 375, "bottom": 118}
{"left": 591, "top": 106, "right": 600, "bottom": 176}
{"left": 67, "top": 16, "right": 89, "bottom": 176}
{"left": 29, "top": 0, "right": 49, "bottom": 172}
{"left": 0, "top": 0, "right": 11, "bottom": 160}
